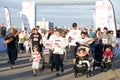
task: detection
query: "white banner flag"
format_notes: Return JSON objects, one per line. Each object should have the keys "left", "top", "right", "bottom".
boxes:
{"left": 42, "top": 16, "right": 46, "bottom": 29}
{"left": 20, "top": 11, "right": 30, "bottom": 34}
{"left": 95, "top": 0, "right": 116, "bottom": 36}
{"left": 4, "top": 7, "right": 11, "bottom": 29}
{"left": 22, "top": 2, "right": 35, "bottom": 30}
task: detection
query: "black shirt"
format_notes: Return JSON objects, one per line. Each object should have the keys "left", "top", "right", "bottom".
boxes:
{"left": 30, "top": 33, "right": 42, "bottom": 45}
{"left": 4, "top": 33, "right": 16, "bottom": 48}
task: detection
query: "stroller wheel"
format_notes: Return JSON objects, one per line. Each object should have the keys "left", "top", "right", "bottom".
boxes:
{"left": 86, "top": 74, "right": 88, "bottom": 78}
{"left": 86, "top": 70, "right": 91, "bottom": 78}
{"left": 51, "top": 67, "right": 53, "bottom": 72}
{"left": 89, "top": 70, "right": 92, "bottom": 77}
{"left": 42, "top": 66, "right": 44, "bottom": 71}
{"left": 111, "top": 62, "right": 114, "bottom": 71}
{"left": 74, "top": 69, "right": 77, "bottom": 78}
{"left": 93, "top": 66, "right": 95, "bottom": 71}
{"left": 74, "top": 72, "right": 77, "bottom": 78}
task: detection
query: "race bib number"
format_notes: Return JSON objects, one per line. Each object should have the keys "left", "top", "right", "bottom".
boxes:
{"left": 43, "top": 49, "right": 49, "bottom": 54}
{"left": 33, "top": 38, "right": 38, "bottom": 41}
{"left": 45, "top": 43, "right": 50, "bottom": 48}
{"left": 102, "top": 39, "right": 108, "bottom": 44}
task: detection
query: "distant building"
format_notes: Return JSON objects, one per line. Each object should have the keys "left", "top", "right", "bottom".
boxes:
{"left": 36, "top": 21, "right": 54, "bottom": 30}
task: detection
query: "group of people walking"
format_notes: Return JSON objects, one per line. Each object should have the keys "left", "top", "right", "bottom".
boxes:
{"left": 3, "top": 22, "right": 119, "bottom": 77}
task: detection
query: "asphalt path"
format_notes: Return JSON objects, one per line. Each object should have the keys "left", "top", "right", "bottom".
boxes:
{"left": 0, "top": 52, "right": 120, "bottom": 80}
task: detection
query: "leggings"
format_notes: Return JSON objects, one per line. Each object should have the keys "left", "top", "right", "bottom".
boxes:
{"left": 52, "top": 54, "right": 64, "bottom": 71}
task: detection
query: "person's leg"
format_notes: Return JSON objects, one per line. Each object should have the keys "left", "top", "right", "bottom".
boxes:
{"left": 107, "top": 56, "right": 111, "bottom": 62}
{"left": 60, "top": 54, "right": 64, "bottom": 73}
{"left": 55, "top": 54, "right": 60, "bottom": 75}
{"left": 19, "top": 43, "right": 22, "bottom": 53}
{"left": 7, "top": 48, "right": 12, "bottom": 68}
{"left": 10, "top": 48, "right": 16, "bottom": 65}
{"left": 38, "top": 44, "right": 43, "bottom": 53}
{"left": 70, "top": 46, "right": 76, "bottom": 64}
{"left": 32, "top": 62, "right": 36, "bottom": 76}
{"left": 15, "top": 49, "right": 18, "bottom": 61}
{"left": 51, "top": 54, "right": 55, "bottom": 71}
{"left": 32, "top": 68, "right": 36, "bottom": 76}
{"left": 102, "top": 56, "right": 106, "bottom": 62}
{"left": 21, "top": 43, "right": 24, "bottom": 53}
{"left": 64, "top": 50, "right": 67, "bottom": 62}
{"left": 8, "top": 48, "right": 16, "bottom": 69}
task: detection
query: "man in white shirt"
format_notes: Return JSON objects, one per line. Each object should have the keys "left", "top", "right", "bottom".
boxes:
{"left": 67, "top": 23, "right": 81, "bottom": 64}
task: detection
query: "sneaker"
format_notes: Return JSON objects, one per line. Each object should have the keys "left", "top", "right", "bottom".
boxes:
{"left": 56, "top": 73, "right": 59, "bottom": 76}
{"left": 10, "top": 65, "right": 14, "bottom": 69}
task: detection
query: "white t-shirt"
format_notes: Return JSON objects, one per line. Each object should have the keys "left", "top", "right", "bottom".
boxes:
{"left": 43, "top": 40, "right": 51, "bottom": 49}
{"left": 68, "top": 29, "right": 81, "bottom": 46}
{"left": 49, "top": 34, "right": 56, "bottom": 41}
{"left": 77, "top": 38, "right": 88, "bottom": 45}
{"left": 52, "top": 37, "right": 67, "bottom": 54}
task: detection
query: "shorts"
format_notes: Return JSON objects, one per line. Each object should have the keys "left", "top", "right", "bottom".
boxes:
{"left": 70, "top": 46, "right": 76, "bottom": 59}
{"left": 32, "top": 62, "right": 40, "bottom": 69}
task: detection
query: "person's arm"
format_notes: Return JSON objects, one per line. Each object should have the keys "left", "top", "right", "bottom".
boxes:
{"left": 29, "top": 33, "right": 32, "bottom": 40}
{"left": 38, "top": 53, "right": 41, "bottom": 61}
{"left": 29, "top": 54, "right": 33, "bottom": 62}
{"left": 108, "top": 35, "right": 112, "bottom": 44}
{"left": 60, "top": 38, "right": 68, "bottom": 49}
{"left": 85, "top": 38, "right": 95, "bottom": 45}
{"left": 4, "top": 37, "right": 14, "bottom": 45}
{"left": 39, "top": 33, "right": 43, "bottom": 44}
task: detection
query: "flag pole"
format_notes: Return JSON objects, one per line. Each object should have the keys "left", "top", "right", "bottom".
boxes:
{"left": 108, "top": 0, "right": 117, "bottom": 37}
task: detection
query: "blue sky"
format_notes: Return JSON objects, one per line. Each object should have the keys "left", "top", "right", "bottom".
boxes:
{"left": 0, "top": 0, "right": 120, "bottom": 28}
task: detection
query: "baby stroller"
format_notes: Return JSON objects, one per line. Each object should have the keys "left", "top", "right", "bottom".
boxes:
{"left": 73, "top": 44, "right": 91, "bottom": 78}
{"left": 93, "top": 44, "right": 114, "bottom": 71}
{"left": 102, "top": 44, "right": 114, "bottom": 71}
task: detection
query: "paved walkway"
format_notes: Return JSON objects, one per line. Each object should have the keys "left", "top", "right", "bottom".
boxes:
{"left": 0, "top": 52, "right": 120, "bottom": 80}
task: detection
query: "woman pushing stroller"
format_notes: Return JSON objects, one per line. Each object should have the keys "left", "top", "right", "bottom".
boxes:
{"left": 73, "top": 31, "right": 95, "bottom": 77}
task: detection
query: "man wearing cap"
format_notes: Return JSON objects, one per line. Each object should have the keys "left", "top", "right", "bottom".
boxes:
{"left": 67, "top": 23, "right": 81, "bottom": 64}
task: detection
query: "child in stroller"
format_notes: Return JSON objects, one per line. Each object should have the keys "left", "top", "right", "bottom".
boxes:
{"left": 101, "top": 44, "right": 114, "bottom": 71}
{"left": 102, "top": 45, "right": 113, "bottom": 63}
{"left": 73, "top": 46, "right": 91, "bottom": 78}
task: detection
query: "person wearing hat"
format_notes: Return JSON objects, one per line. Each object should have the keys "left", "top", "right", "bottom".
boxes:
{"left": 67, "top": 23, "right": 81, "bottom": 64}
